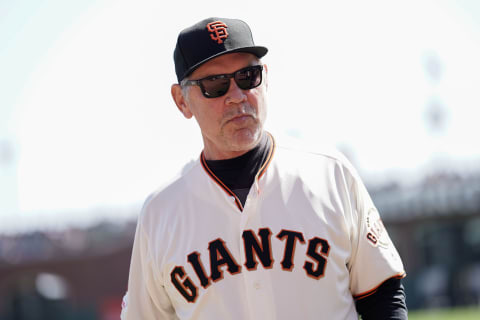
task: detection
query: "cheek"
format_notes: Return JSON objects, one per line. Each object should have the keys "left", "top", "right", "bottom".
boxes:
{"left": 251, "top": 90, "right": 267, "bottom": 119}
{"left": 192, "top": 104, "right": 223, "bottom": 131}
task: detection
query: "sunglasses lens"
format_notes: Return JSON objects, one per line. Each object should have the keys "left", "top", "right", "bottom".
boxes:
{"left": 201, "top": 78, "right": 230, "bottom": 98}
{"left": 196, "top": 66, "right": 262, "bottom": 98}
{"left": 235, "top": 67, "right": 262, "bottom": 90}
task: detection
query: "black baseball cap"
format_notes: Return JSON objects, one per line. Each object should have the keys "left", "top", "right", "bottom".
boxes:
{"left": 174, "top": 17, "right": 268, "bottom": 83}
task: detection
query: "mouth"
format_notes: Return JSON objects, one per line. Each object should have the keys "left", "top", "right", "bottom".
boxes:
{"left": 226, "top": 114, "right": 254, "bottom": 125}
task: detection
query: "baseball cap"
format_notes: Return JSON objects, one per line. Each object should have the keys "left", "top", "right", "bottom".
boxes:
{"left": 174, "top": 17, "right": 268, "bottom": 83}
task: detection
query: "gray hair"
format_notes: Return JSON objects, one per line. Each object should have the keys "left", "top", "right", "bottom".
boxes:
{"left": 180, "top": 77, "right": 191, "bottom": 99}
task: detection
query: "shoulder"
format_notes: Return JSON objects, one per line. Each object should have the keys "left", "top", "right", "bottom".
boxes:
{"left": 272, "top": 133, "right": 359, "bottom": 181}
{"left": 138, "top": 158, "right": 201, "bottom": 228}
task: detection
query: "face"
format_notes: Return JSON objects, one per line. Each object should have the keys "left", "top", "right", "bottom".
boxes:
{"left": 171, "top": 52, "right": 268, "bottom": 160}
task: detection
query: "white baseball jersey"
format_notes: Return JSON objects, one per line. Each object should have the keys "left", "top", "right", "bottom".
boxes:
{"left": 122, "top": 134, "right": 405, "bottom": 320}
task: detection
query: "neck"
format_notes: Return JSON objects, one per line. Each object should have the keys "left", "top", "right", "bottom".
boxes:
{"left": 202, "top": 131, "right": 266, "bottom": 161}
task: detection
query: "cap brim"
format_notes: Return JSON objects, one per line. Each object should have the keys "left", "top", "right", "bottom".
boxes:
{"left": 180, "top": 46, "right": 268, "bottom": 82}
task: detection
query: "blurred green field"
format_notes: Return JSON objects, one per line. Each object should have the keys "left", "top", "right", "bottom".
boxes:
{"left": 408, "top": 307, "right": 480, "bottom": 320}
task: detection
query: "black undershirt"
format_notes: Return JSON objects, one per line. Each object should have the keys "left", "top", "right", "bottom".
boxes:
{"left": 205, "top": 132, "right": 407, "bottom": 319}
{"left": 205, "top": 132, "right": 271, "bottom": 206}
{"left": 356, "top": 278, "right": 408, "bottom": 319}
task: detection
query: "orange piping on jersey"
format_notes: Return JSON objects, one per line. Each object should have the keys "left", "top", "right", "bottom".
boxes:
{"left": 257, "top": 132, "right": 275, "bottom": 180}
{"left": 200, "top": 153, "right": 244, "bottom": 211}
{"left": 353, "top": 272, "right": 406, "bottom": 300}
{"left": 199, "top": 132, "right": 276, "bottom": 212}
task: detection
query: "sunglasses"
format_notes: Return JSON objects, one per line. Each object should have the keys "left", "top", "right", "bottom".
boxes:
{"left": 181, "top": 65, "right": 263, "bottom": 98}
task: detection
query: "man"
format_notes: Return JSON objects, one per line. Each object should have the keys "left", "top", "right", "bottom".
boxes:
{"left": 122, "top": 17, "right": 407, "bottom": 319}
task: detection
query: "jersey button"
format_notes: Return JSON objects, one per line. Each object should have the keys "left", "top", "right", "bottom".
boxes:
{"left": 253, "top": 281, "right": 261, "bottom": 290}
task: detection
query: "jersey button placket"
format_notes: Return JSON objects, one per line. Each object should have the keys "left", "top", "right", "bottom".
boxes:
{"left": 239, "top": 188, "right": 256, "bottom": 319}
{"left": 240, "top": 181, "right": 275, "bottom": 319}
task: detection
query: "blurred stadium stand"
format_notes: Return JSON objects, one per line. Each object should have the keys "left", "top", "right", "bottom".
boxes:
{"left": 372, "top": 170, "right": 480, "bottom": 310}
{"left": 0, "top": 170, "right": 479, "bottom": 319}
{"left": 0, "top": 221, "right": 136, "bottom": 319}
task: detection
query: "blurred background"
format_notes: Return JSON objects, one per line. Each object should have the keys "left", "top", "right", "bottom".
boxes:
{"left": 1, "top": 0, "right": 480, "bottom": 319}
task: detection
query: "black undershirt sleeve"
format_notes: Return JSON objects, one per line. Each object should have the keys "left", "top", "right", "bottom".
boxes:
{"left": 355, "top": 278, "right": 407, "bottom": 320}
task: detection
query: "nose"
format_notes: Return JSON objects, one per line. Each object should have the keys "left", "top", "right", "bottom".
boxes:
{"left": 225, "top": 78, "right": 247, "bottom": 104}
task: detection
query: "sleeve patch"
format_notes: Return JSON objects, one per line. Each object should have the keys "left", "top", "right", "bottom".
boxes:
{"left": 365, "top": 208, "right": 390, "bottom": 249}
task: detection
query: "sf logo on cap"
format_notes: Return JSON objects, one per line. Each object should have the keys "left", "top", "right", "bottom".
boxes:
{"left": 206, "top": 21, "right": 228, "bottom": 44}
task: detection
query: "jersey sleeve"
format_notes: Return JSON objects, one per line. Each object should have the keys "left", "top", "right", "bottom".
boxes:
{"left": 121, "top": 215, "right": 177, "bottom": 320}
{"left": 343, "top": 159, "right": 406, "bottom": 299}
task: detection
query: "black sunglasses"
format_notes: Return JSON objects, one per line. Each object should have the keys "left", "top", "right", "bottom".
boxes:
{"left": 181, "top": 65, "right": 263, "bottom": 98}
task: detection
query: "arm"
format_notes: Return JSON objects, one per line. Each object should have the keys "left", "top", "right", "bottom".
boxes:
{"left": 121, "top": 218, "right": 177, "bottom": 320}
{"left": 356, "top": 277, "right": 407, "bottom": 320}
{"left": 335, "top": 154, "right": 406, "bottom": 317}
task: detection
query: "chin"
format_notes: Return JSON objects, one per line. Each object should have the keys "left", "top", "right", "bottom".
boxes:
{"left": 230, "top": 127, "right": 262, "bottom": 150}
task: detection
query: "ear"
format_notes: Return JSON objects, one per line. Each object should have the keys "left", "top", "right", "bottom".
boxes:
{"left": 171, "top": 84, "right": 193, "bottom": 119}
